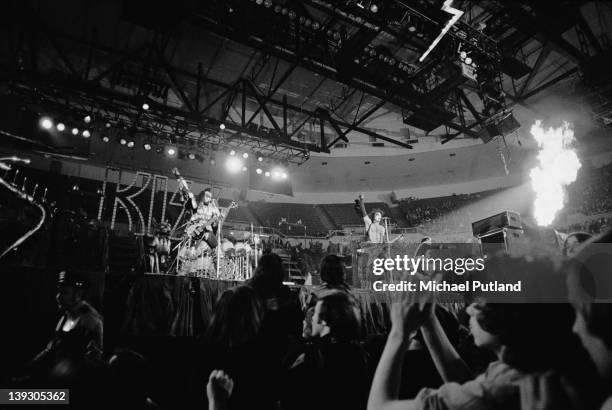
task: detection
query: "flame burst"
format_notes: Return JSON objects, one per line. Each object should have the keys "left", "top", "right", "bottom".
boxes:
{"left": 529, "top": 121, "right": 581, "bottom": 226}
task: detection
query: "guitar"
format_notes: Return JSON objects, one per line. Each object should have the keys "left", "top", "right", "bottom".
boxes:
{"left": 172, "top": 167, "right": 238, "bottom": 241}
{"left": 186, "top": 201, "right": 238, "bottom": 240}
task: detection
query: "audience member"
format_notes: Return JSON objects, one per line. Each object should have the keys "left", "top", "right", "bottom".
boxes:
{"left": 25, "top": 269, "right": 103, "bottom": 381}
{"left": 248, "top": 253, "right": 303, "bottom": 341}
{"left": 206, "top": 370, "right": 234, "bottom": 410}
{"left": 201, "top": 285, "right": 279, "bottom": 410}
{"left": 368, "top": 256, "right": 600, "bottom": 410}
{"left": 108, "top": 349, "right": 160, "bottom": 410}
{"left": 283, "top": 291, "right": 370, "bottom": 410}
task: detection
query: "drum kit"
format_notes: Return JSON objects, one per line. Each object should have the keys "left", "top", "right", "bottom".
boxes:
{"left": 174, "top": 230, "right": 266, "bottom": 280}
{"left": 164, "top": 167, "right": 267, "bottom": 280}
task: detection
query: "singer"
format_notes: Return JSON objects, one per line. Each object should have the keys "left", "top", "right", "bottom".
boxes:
{"left": 356, "top": 193, "right": 386, "bottom": 243}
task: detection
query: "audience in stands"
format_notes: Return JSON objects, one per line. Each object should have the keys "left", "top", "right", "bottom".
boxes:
{"left": 283, "top": 291, "right": 370, "bottom": 410}
{"left": 565, "top": 217, "right": 610, "bottom": 236}
{"left": 566, "top": 163, "right": 612, "bottom": 216}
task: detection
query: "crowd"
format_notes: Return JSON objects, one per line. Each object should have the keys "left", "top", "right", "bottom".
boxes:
{"left": 5, "top": 229, "right": 612, "bottom": 410}
{"left": 564, "top": 217, "right": 610, "bottom": 235}
{"left": 566, "top": 163, "right": 612, "bottom": 216}
{"left": 400, "top": 193, "right": 498, "bottom": 234}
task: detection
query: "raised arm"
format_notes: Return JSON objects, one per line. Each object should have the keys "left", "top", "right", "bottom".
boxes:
{"left": 367, "top": 301, "right": 423, "bottom": 410}
{"left": 420, "top": 312, "right": 474, "bottom": 384}
{"left": 358, "top": 193, "right": 368, "bottom": 218}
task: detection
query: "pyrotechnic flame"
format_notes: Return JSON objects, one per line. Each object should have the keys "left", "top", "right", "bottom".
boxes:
{"left": 529, "top": 121, "right": 581, "bottom": 226}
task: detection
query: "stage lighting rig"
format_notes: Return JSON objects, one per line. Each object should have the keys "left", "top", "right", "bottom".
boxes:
{"left": 40, "top": 117, "right": 53, "bottom": 130}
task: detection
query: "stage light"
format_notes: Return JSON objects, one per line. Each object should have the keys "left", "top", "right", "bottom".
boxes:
{"left": 40, "top": 118, "right": 53, "bottom": 130}
{"left": 82, "top": 130, "right": 91, "bottom": 138}
{"left": 188, "top": 153, "right": 196, "bottom": 160}
{"left": 210, "top": 158, "right": 216, "bottom": 165}
{"left": 72, "top": 128, "right": 79, "bottom": 135}
{"left": 356, "top": 1, "right": 365, "bottom": 8}
{"left": 242, "top": 166, "right": 248, "bottom": 172}
{"left": 105, "top": 122, "right": 111, "bottom": 128}
{"left": 142, "top": 103, "right": 149, "bottom": 110}
{"left": 143, "top": 143, "right": 152, "bottom": 151}
{"left": 312, "top": 21, "right": 320, "bottom": 30}
{"left": 242, "top": 152, "right": 249, "bottom": 159}
{"left": 255, "top": 0, "right": 263, "bottom": 4}
{"left": 225, "top": 157, "right": 242, "bottom": 173}
{"left": 56, "top": 123, "right": 65, "bottom": 132}
{"left": 84, "top": 115, "right": 91, "bottom": 123}
{"left": 119, "top": 138, "right": 127, "bottom": 145}
{"left": 408, "top": 25, "right": 416, "bottom": 32}
{"left": 256, "top": 168, "right": 263, "bottom": 174}
{"left": 258, "top": 156, "right": 263, "bottom": 162}
{"left": 264, "top": 171, "right": 271, "bottom": 177}
{"left": 289, "top": 11, "right": 296, "bottom": 19}
{"left": 167, "top": 147, "right": 177, "bottom": 156}
{"left": 102, "top": 136, "right": 110, "bottom": 143}
{"left": 229, "top": 150, "right": 236, "bottom": 156}
{"left": 220, "top": 123, "right": 226, "bottom": 130}
{"left": 370, "top": 3, "right": 378, "bottom": 12}
{"left": 127, "top": 140, "right": 135, "bottom": 148}
{"left": 263, "top": 0, "right": 272, "bottom": 7}
{"left": 460, "top": 51, "right": 467, "bottom": 59}
{"left": 281, "top": 172, "right": 288, "bottom": 179}
{"left": 465, "top": 56, "right": 473, "bottom": 65}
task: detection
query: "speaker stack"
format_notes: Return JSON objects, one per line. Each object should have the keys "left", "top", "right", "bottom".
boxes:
{"left": 472, "top": 211, "right": 523, "bottom": 257}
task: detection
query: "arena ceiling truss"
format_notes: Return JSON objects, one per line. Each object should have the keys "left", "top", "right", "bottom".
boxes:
{"left": 1, "top": 0, "right": 608, "bottom": 164}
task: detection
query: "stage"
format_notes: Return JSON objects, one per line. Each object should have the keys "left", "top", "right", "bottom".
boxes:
{"left": 1, "top": 266, "right": 465, "bottom": 376}
{"left": 110, "top": 273, "right": 398, "bottom": 338}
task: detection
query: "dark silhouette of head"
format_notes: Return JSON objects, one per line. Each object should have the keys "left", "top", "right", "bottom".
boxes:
{"left": 207, "top": 285, "right": 264, "bottom": 348}
{"left": 312, "top": 291, "right": 361, "bottom": 341}
{"left": 249, "top": 253, "right": 285, "bottom": 296}
{"left": 320, "top": 255, "right": 346, "bottom": 286}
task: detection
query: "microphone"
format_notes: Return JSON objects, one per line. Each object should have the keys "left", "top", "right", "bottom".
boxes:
{"left": 0, "top": 156, "right": 31, "bottom": 164}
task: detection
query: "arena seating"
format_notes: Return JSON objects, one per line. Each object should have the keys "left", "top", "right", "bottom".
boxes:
{"left": 321, "top": 202, "right": 392, "bottom": 228}
{"left": 566, "top": 163, "right": 612, "bottom": 216}
{"left": 248, "top": 202, "right": 328, "bottom": 236}
{"left": 217, "top": 199, "right": 252, "bottom": 225}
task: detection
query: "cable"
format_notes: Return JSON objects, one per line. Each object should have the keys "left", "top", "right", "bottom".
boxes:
{"left": 0, "top": 173, "right": 47, "bottom": 260}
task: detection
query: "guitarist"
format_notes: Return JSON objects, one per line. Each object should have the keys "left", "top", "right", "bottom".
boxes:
{"left": 186, "top": 187, "right": 222, "bottom": 249}
{"left": 173, "top": 167, "right": 223, "bottom": 251}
